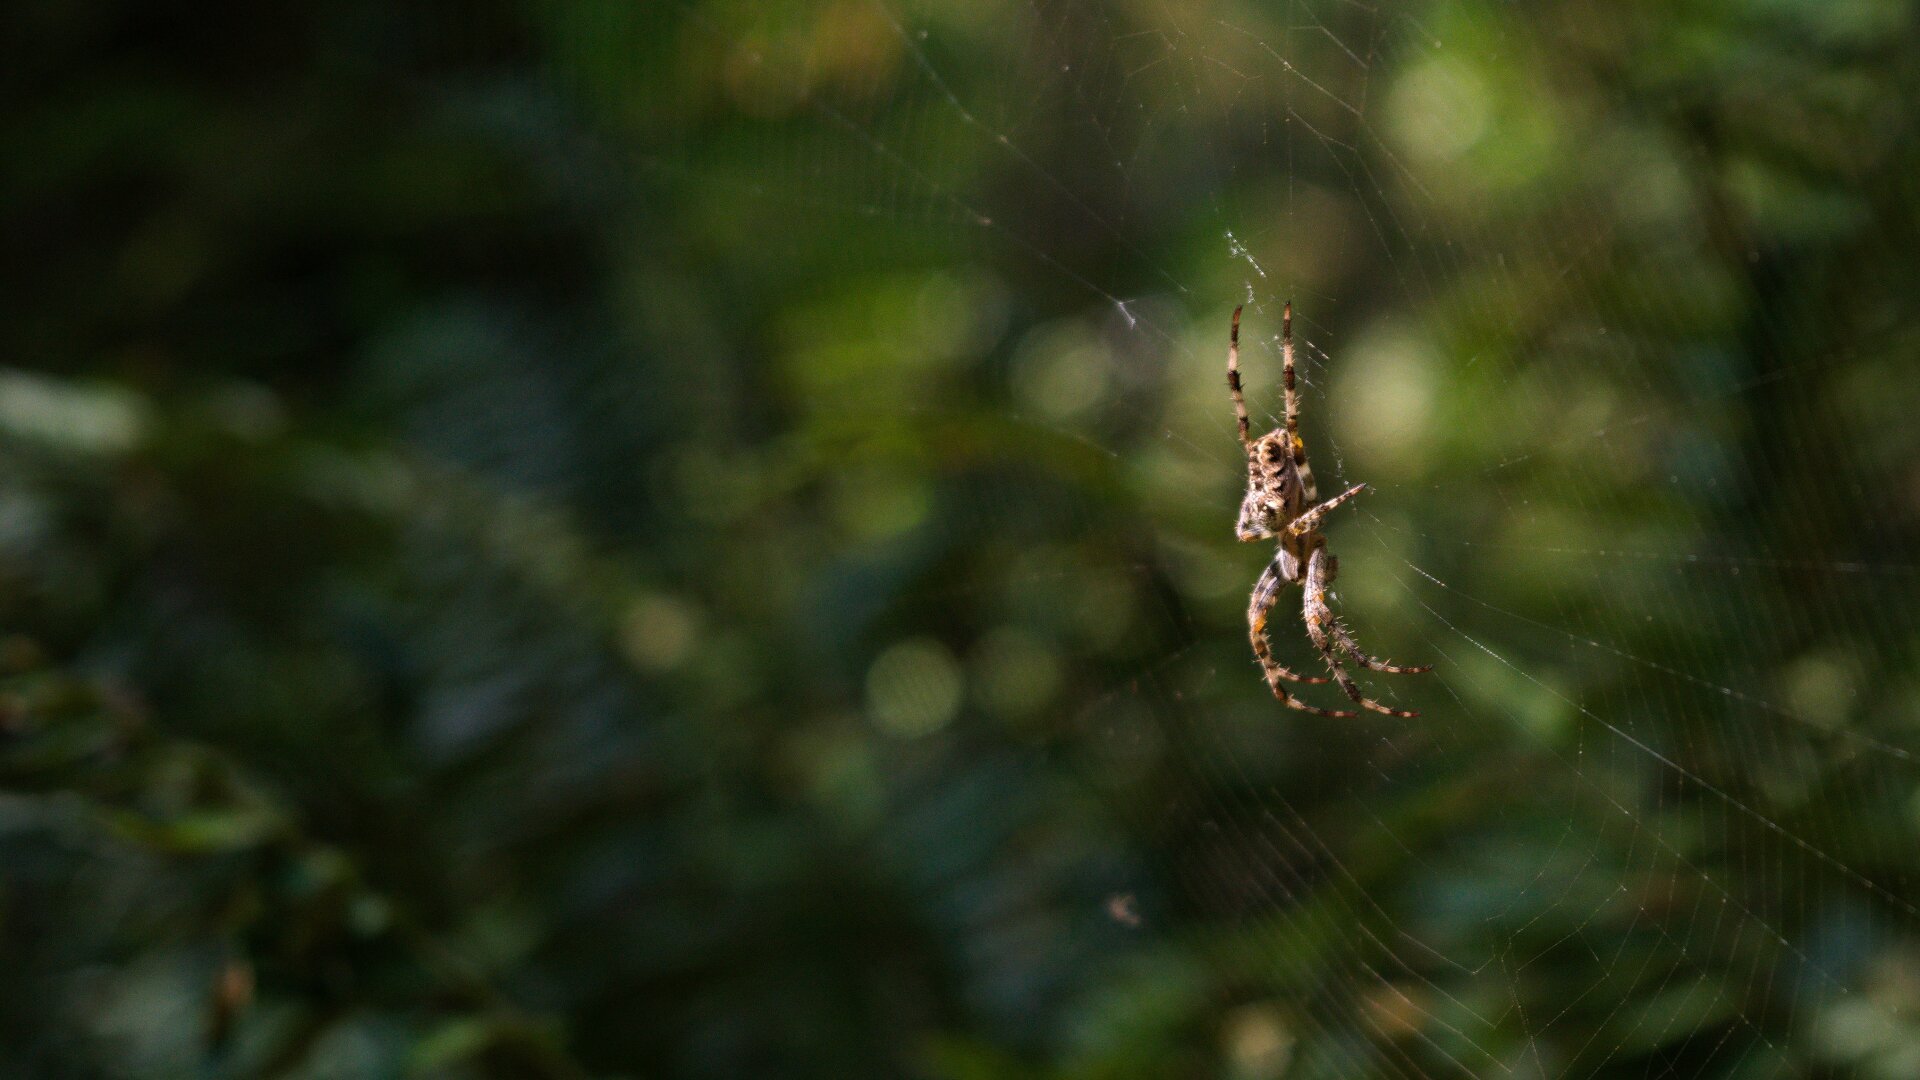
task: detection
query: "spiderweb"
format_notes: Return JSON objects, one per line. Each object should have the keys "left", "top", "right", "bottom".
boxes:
{"left": 637, "top": 1, "right": 1920, "bottom": 1075}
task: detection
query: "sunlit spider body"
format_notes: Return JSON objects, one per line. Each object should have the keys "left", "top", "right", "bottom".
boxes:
{"left": 1229, "top": 303, "right": 1431, "bottom": 718}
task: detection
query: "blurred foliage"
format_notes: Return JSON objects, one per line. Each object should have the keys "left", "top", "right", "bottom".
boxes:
{"left": 4, "top": 0, "right": 1920, "bottom": 1077}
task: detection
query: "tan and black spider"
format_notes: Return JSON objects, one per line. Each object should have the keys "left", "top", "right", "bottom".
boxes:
{"left": 1228, "top": 303, "right": 1431, "bottom": 718}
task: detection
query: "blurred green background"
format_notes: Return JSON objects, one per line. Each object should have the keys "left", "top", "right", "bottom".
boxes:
{"left": 5, "top": 1, "right": 1920, "bottom": 1077}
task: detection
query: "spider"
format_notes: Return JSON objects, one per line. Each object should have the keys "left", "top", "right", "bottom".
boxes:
{"left": 1228, "top": 302, "right": 1430, "bottom": 718}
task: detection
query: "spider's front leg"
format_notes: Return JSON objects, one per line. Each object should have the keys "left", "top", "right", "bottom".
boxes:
{"left": 1303, "top": 543, "right": 1422, "bottom": 718}
{"left": 1248, "top": 556, "right": 1348, "bottom": 717}
{"left": 1311, "top": 550, "right": 1432, "bottom": 677}
{"left": 1330, "top": 621, "right": 1434, "bottom": 676}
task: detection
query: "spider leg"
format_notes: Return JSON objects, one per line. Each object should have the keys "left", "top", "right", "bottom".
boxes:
{"left": 1331, "top": 622, "right": 1433, "bottom": 675}
{"left": 1304, "top": 544, "right": 1419, "bottom": 718}
{"left": 1249, "top": 557, "right": 1333, "bottom": 687}
{"left": 1316, "top": 551, "right": 1431, "bottom": 675}
{"left": 1248, "top": 556, "right": 1351, "bottom": 718}
{"left": 1227, "top": 306, "right": 1253, "bottom": 450}
{"left": 1281, "top": 301, "right": 1318, "bottom": 500}
{"left": 1286, "top": 483, "right": 1368, "bottom": 538}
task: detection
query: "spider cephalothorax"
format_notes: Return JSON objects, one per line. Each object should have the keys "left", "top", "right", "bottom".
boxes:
{"left": 1228, "top": 303, "right": 1431, "bottom": 718}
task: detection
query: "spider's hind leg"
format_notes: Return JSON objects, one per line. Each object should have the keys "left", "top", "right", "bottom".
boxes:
{"left": 1228, "top": 306, "right": 1253, "bottom": 450}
